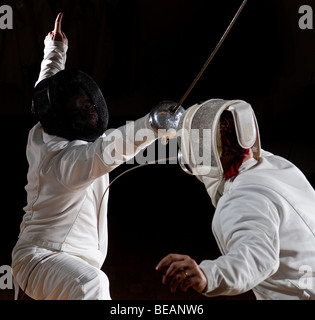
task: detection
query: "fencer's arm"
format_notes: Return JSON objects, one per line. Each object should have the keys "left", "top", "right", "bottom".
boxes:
{"left": 35, "top": 13, "right": 68, "bottom": 86}
{"left": 54, "top": 100, "right": 184, "bottom": 188}
{"left": 35, "top": 41, "right": 68, "bottom": 86}
{"left": 54, "top": 114, "right": 158, "bottom": 188}
{"left": 199, "top": 188, "right": 281, "bottom": 296}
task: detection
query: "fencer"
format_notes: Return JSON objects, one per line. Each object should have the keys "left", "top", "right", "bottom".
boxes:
{"left": 11, "top": 13, "right": 182, "bottom": 300}
{"left": 156, "top": 99, "right": 315, "bottom": 300}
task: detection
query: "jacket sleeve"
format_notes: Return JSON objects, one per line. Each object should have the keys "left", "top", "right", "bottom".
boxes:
{"left": 35, "top": 40, "right": 68, "bottom": 86}
{"left": 52, "top": 115, "right": 157, "bottom": 189}
{"left": 199, "top": 187, "right": 281, "bottom": 297}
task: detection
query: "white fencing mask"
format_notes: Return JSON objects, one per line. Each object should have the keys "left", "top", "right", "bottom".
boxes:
{"left": 177, "top": 99, "right": 261, "bottom": 207}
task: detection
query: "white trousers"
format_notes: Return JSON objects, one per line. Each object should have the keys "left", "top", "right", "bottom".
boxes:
{"left": 12, "top": 240, "right": 111, "bottom": 300}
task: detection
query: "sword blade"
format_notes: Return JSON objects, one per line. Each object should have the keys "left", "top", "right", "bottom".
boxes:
{"left": 171, "top": 0, "right": 248, "bottom": 113}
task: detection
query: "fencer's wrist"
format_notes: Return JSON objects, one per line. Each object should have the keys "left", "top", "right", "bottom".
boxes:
{"left": 44, "top": 39, "right": 69, "bottom": 52}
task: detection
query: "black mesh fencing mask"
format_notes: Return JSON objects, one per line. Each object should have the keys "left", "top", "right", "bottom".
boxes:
{"left": 33, "top": 69, "right": 109, "bottom": 142}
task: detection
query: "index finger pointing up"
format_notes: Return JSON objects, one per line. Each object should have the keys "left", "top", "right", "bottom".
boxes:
{"left": 54, "top": 12, "right": 63, "bottom": 33}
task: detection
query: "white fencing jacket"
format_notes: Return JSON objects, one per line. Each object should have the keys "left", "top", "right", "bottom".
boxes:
{"left": 16, "top": 40, "right": 157, "bottom": 269}
{"left": 199, "top": 150, "right": 315, "bottom": 300}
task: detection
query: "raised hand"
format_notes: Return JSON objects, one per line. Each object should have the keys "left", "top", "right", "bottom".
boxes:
{"left": 45, "top": 12, "right": 68, "bottom": 45}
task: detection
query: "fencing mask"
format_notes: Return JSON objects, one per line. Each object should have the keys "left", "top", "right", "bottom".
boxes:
{"left": 33, "top": 69, "right": 109, "bottom": 142}
{"left": 178, "top": 99, "right": 261, "bottom": 207}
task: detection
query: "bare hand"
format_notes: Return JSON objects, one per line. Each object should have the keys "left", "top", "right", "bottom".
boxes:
{"left": 156, "top": 254, "right": 208, "bottom": 294}
{"left": 45, "top": 13, "right": 68, "bottom": 45}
